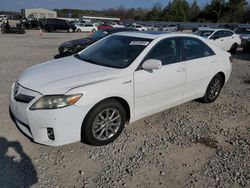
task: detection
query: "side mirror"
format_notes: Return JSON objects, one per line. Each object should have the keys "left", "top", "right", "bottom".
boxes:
{"left": 142, "top": 59, "right": 162, "bottom": 70}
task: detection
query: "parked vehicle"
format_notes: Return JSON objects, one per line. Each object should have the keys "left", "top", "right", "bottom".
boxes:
{"left": 234, "top": 26, "right": 250, "bottom": 52}
{"left": 110, "top": 22, "right": 125, "bottom": 28}
{"left": 194, "top": 28, "right": 241, "bottom": 53}
{"left": 56, "top": 27, "right": 138, "bottom": 58}
{"left": 75, "top": 23, "right": 97, "bottom": 32}
{"left": 130, "top": 24, "right": 148, "bottom": 31}
{"left": 161, "top": 24, "right": 178, "bottom": 32}
{"left": 22, "top": 18, "right": 42, "bottom": 29}
{"left": 10, "top": 31, "right": 232, "bottom": 146}
{"left": 41, "top": 18, "right": 76, "bottom": 32}
{"left": 1, "top": 20, "right": 25, "bottom": 34}
{"left": 97, "top": 24, "right": 113, "bottom": 30}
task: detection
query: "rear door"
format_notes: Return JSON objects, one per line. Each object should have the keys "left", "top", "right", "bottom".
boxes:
{"left": 180, "top": 37, "right": 218, "bottom": 101}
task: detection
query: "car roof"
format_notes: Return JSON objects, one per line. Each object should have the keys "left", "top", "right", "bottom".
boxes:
{"left": 113, "top": 31, "right": 200, "bottom": 40}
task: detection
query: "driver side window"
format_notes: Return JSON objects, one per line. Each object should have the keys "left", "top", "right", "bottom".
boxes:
{"left": 144, "top": 38, "right": 180, "bottom": 66}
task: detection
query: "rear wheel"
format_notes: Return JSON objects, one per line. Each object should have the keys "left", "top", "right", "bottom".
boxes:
{"left": 200, "top": 74, "right": 223, "bottom": 103}
{"left": 77, "top": 29, "right": 81, "bottom": 32}
{"left": 92, "top": 29, "right": 96, "bottom": 32}
{"left": 82, "top": 99, "right": 126, "bottom": 146}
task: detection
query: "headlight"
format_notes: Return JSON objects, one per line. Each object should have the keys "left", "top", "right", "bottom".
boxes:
{"left": 30, "top": 94, "right": 82, "bottom": 110}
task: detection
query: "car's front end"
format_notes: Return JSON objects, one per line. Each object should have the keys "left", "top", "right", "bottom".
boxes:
{"left": 9, "top": 81, "right": 90, "bottom": 146}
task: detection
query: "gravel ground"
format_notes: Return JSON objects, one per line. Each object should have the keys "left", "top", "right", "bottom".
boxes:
{"left": 0, "top": 30, "right": 249, "bottom": 188}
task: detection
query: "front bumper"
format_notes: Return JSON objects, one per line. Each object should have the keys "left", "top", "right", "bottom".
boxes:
{"left": 9, "top": 83, "right": 90, "bottom": 146}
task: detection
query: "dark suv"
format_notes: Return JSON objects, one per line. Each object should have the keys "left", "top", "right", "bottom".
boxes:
{"left": 41, "top": 18, "right": 76, "bottom": 32}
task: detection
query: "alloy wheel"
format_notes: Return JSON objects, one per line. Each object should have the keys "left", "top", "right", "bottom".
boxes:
{"left": 92, "top": 108, "right": 121, "bottom": 141}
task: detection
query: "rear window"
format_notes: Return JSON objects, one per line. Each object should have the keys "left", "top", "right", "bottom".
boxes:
{"left": 182, "top": 37, "right": 215, "bottom": 60}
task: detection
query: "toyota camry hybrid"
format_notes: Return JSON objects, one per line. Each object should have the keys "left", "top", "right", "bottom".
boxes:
{"left": 10, "top": 32, "right": 232, "bottom": 146}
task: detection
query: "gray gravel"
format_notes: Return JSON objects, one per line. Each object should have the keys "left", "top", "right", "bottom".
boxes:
{"left": 0, "top": 30, "right": 249, "bottom": 188}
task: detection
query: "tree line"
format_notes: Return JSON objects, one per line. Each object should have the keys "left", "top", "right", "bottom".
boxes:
{"left": 56, "top": 0, "right": 250, "bottom": 23}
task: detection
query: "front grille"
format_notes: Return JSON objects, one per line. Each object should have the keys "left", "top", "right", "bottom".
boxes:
{"left": 14, "top": 94, "right": 35, "bottom": 103}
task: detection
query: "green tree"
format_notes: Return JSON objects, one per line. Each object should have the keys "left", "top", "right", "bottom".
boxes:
{"left": 189, "top": 0, "right": 200, "bottom": 21}
{"left": 224, "top": 0, "right": 248, "bottom": 22}
{"left": 146, "top": 3, "right": 162, "bottom": 21}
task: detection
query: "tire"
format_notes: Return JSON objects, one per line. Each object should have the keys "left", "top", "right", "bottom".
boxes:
{"left": 77, "top": 29, "right": 81, "bottom": 32}
{"left": 1, "top": 28, "right": 6, "bottom": 33}
{"left": 92, "top": 29, "right": 96, "bottom": 32}
{"left": 199, "top": 74, "right": 223, "bottom": 103}
{"left": 229, "top": 43, "right": 238, "bottom": 54}
{"left": 82, "top": 99, "right": 126, "bottom": 146}
{"left": 68, "top": 28, "right": 73, "bottom": 33}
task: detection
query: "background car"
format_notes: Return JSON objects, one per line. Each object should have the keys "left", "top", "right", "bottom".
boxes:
{"left": 110, "top": 22, "right": 125, "bottom": 28}
{"left": 56, "top": 27, "right": 138, "bottom": 58}
{"left": 41, "top": 18, "right": 76, "bottom": 32}
{"left": 194, "top": 28, "right": 241, "bottom": 53}
{"left": 129, "top": 24, "right": 147, "bottom": 31}
{"left": 75, "top": 23, "right": 97, "bottom": 32}
{"left": 234, "top": 26, "right": 250, "bottom": 52}
{"left": 160, "top": 24, "right": 178, "bottom": 32}
{"left": 97, "top": 24, "right": 113, "bottom": 30}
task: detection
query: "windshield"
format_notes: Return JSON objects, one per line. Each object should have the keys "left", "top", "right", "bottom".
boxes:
{"left": 77, "top": 35, "right": 152, "bottom": 69}
{"left": 91, "top": 30, "right": 109, "bottom": 41}
{"left": 235, "top": 28, "right": 250, "bottom": 34}
{"left": 195, "top": 30, "right": 214, "bottom": 37}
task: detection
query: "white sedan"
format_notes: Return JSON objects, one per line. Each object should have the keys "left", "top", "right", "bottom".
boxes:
{"left": 130, "top": 24, "right": 148, "bottom": 31}
{"left": 195, "top": 28, "right": 241, "bottom": 53}
{"left": 75, "top": 23, "right": 97, "bottom": 32}
{"left": 10, "top": 32, "right": 232, "bottom": 146}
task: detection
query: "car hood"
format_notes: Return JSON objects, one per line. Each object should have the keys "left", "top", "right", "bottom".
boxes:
{"left": 60, "top": 38, "right": 94, "bottom": 48}
{"left": 17, "top": 56, "right": 122, "bottom": 94}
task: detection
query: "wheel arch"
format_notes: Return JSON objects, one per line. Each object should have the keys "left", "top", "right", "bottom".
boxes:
{"left": 217, "top": 71, "right": 226, "bottom": 87}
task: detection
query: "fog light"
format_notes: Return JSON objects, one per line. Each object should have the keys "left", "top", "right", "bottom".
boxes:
{"left": 47, "top": 128, "right": 55, "bottom": 140}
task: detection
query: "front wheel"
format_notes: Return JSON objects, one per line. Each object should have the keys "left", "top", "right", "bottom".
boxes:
{"left": 82, "top": 99, "right": 126, "bottom": 146}
{"left": 199, "top": 74, "right": 223, "bottom": 103}
{"left": 92, "top": 29, "right": 96, "bottom": 32}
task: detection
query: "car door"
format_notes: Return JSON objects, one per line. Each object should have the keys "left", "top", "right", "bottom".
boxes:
{"left": 209, "top": 31, "right": 227, "bottom": 50}
{"left": 134, "top": 38, "right": 186, "bottom": 118}
{"left": 180, "top": 37, "right": 218, "bottom": 101}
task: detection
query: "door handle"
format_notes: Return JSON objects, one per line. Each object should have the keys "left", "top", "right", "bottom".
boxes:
{"left": 220, "top": 39, "right": 224, "bottom": 41}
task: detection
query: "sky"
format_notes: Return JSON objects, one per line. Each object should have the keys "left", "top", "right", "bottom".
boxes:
{"left": 0, "top": 0, "right": 249, "bottom": 12}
